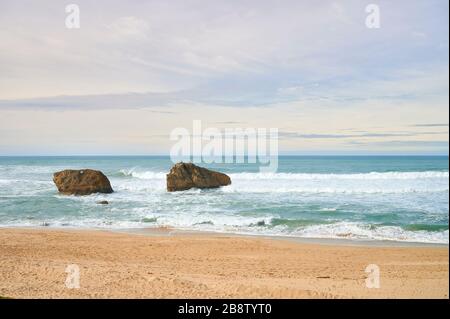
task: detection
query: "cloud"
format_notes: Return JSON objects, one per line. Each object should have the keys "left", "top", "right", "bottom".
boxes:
{"left": 106, "top": 16, "right": 150, "bottom": 39}
{"left": 212, "top": 121, "right": 246, "bottom": 125}
{"left": 0, "top": 0, "right": 448, "bottom": 101}
{"left": 412, "top": 31, "right": 427, "bottom": 39}
{"left": 278, "top": 131, "right": 448, "bottom": 140}
{"left": 411, "top": 123, "right": 449, "bottom": 127}
{"left": 347, "top": 140, "right": 449, "bottom": 148}
{"left": 0, "top": 0, "right": 448, "bottom": 155}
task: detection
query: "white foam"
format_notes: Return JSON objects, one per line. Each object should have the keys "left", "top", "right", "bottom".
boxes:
{"left": 116, "top": 169, "right": 449, "bottom": 194}
{"left": 119, "top": 169, "right": 449, "bottom": 181}
{"left": 119, "top": 169, "right": 166, "bottom": 179}
{"left": 221, "top": 171, "right": 449, "bottom": 194}
{"left": 229, "top": 171, "right": 449, "bottom": 180}
{"left": 1, "top": 208, "right": 447, "bottom": 243}
{"left": 287, "top": 222, "right": 449, "bottom": 244}
{"left": 0, "top": 165, "right": 66, "bottom": 175}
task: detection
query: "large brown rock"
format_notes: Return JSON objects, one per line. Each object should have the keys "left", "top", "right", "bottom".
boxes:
{"left": 166, "top": 162, "right": 231, "bottom": 192}
{"left": 53, "top": 169, "right": 114, "bottom": 195}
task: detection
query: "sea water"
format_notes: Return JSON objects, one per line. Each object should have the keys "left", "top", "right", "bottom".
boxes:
{"left": 0, "top": 156, "right": 448, "bottom": 244}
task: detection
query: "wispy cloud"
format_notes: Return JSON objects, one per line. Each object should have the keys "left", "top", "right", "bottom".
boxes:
{"left": 347, "top": 140, "right": 449, "bottom": 148}
{"left": 278, "top": 131, "right": 448, "bottom": 140}
{"left": 411, "top": 123, "right": 449, "bottom": 127}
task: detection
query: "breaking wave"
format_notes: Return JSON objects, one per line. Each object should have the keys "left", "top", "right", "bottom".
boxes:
{"left": 116, "top": 169, "right": 449, "bottom": 194}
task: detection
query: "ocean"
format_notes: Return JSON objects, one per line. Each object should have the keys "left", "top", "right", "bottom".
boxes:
{"left": 0, "top": 156, "right": 448, "bottom": 244}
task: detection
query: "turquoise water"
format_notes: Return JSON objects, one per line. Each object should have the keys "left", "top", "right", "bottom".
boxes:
{"left": 0, "top": 156, "right": 448, "bottom": 243}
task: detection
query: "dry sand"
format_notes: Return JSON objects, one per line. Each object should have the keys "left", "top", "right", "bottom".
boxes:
{"left": 0, "top": 228, "right": 448, "bottom": 299}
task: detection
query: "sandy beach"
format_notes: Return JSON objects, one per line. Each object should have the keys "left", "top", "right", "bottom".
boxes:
{"left": 0, "top": 228, "right": 448, "bottom": 299}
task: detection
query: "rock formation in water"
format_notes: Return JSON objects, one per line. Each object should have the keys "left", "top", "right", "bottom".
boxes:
{"left": 166, "top": 162, "right": 231, "bottom": 192}
{"left": 53, "top": 169, "right": 114, "bottom": 195}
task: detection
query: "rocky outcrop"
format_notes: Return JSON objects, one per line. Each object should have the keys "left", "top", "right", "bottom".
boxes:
{"left": 53, "top": 169, "right": 114, "bottom": 195}
{"left": 166, "top": 162, "right": 231, "bottom": 192}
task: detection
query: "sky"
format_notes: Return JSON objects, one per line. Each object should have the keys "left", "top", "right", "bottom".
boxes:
{"left": 0, "top": 0, "right": 448, "bottom": 155}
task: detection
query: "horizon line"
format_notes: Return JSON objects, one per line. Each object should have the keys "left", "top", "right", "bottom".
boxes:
{"left": 0, "top": 154, "right": 448, "bottom": 157}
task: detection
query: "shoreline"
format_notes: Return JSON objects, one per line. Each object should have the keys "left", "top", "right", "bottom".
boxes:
{"left": 2, "top": 225, "right": 448, "bottom": 248}
{"left": 114, "top": 226, "right": 450, "bottom": 248}
{"left": 0, "top": 227, "right": 448, "bottom": 298}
